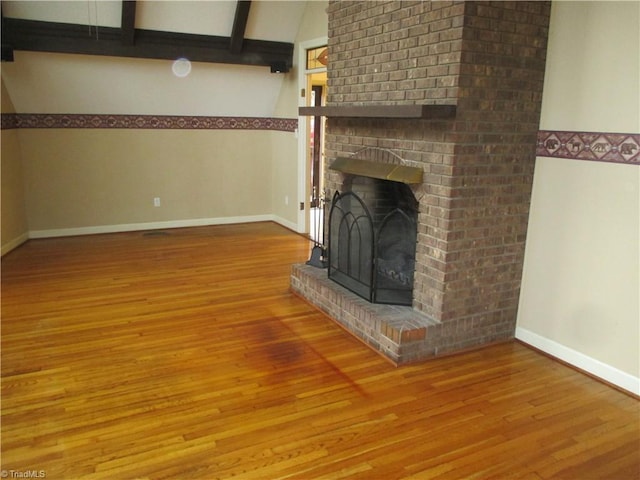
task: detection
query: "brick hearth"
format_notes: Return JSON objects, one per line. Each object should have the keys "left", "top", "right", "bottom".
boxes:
{"left": 292, "top": 263, "right": 518, "bottom": 364}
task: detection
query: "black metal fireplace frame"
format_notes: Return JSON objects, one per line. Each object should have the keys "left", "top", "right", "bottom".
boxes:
{"left": 328, "top": 190, "right": 416, "bottom": 306}
{"left": 328, "top": 191, "right": 375, "bottom": 302}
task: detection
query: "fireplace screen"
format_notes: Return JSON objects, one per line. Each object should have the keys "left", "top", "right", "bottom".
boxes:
{"left": 328, "top": 181, "right": 418, "bottom": 306}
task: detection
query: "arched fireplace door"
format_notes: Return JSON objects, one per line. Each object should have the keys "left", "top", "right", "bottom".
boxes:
{"left": 328, "top": 183, "right": 418, "bottom": 306}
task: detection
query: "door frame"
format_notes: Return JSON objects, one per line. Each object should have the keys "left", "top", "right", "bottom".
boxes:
{"left": 297, "top": 37, "right": 328, "bottom": 234}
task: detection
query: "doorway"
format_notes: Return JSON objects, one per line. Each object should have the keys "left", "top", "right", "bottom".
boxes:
{"left": 304, "top": 46, "right": 327, "bottom": 244}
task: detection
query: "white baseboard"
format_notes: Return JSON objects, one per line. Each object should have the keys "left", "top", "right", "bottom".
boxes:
{"left": 270, "top": 215, "right": 300, "bottom": 233}
{"left": 27, "top": 215, "right": 281, "bottom": 239}
{"left": 516, "top": 327, "right": 639, "bottom": 396}
{"left": 1, "top": 232, "right": 29, "bottom": 256}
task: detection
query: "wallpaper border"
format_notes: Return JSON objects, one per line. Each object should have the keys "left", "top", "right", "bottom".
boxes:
{"left": 0, "top": 113, "right": 298, "bottom": 132}
{"left": 537, "top": 130, "right": 639, "bottom": 165}
{"left": 2, "top": 115, "right": 639, "bottom": 165}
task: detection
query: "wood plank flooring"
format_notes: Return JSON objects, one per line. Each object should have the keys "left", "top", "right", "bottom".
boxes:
{"left": 1, "top": 222, "right": 638, "bottom": 479}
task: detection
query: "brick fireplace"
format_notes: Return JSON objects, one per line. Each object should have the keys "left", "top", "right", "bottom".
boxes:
{"left": 291, "top": 1, "right": 551, "bottom": 364}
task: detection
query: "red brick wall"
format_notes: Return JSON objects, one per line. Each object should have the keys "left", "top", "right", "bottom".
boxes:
{"left": 328, "top": 1, "right": 464, "bottom": 105}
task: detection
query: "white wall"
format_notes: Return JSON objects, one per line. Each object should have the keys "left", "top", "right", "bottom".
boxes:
{"left": 1, "top": 80, "right": 29, "bottom": 254}
{"left": 0, "top": 1, "right": 326, "bottom": 245}
{"left": 517, "top": 1, "right": 640, "bottom": 395}
{"left": 1, "top": 50, "right": 288, "bottom": 117}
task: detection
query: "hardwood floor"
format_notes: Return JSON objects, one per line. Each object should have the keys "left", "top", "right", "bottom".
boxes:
{"left": 1, "top": 222, "right": 638, "bottom": 479}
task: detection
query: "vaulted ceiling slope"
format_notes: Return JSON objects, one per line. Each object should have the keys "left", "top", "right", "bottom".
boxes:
{"left": 1, "top": 1, "right": 305, "bottom": 72}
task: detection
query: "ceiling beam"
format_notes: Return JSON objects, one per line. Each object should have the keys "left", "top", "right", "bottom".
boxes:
{"left": 230, "top": 1, "right": 251, "bottom": 54}
{"left": 1, "top": 7, "right": 14, "bottom": 61}
{"left": 121, "top": 0, "right": 137, "bottom": 46}
{"left": 1, "top": 17, "right": 293, "bottom": 71}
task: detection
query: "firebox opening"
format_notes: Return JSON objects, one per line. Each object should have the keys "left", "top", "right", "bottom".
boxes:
{"left": 328, "top": 177, "right": 418, "bottom": 306}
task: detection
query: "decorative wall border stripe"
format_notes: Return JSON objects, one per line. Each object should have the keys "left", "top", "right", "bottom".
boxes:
{"left": 0, "top": 113, "right": 298, "bottom": 132}
{"left": 3, "top": 116, "right": 638, "bottom": 165}
{"left": 1, "top": 113, "right": 18, "bottom": 130}
{"left": 537, "top": 130, "right": 640, "bottom": 165}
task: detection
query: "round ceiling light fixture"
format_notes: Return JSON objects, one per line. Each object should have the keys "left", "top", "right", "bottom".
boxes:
{"left": 172, "top": 57, "right": 192, "bottom": 78}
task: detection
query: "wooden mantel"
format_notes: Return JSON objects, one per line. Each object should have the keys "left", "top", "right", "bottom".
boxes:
{"left": 298, "top": 104, "right": 456, "bottom": 119}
